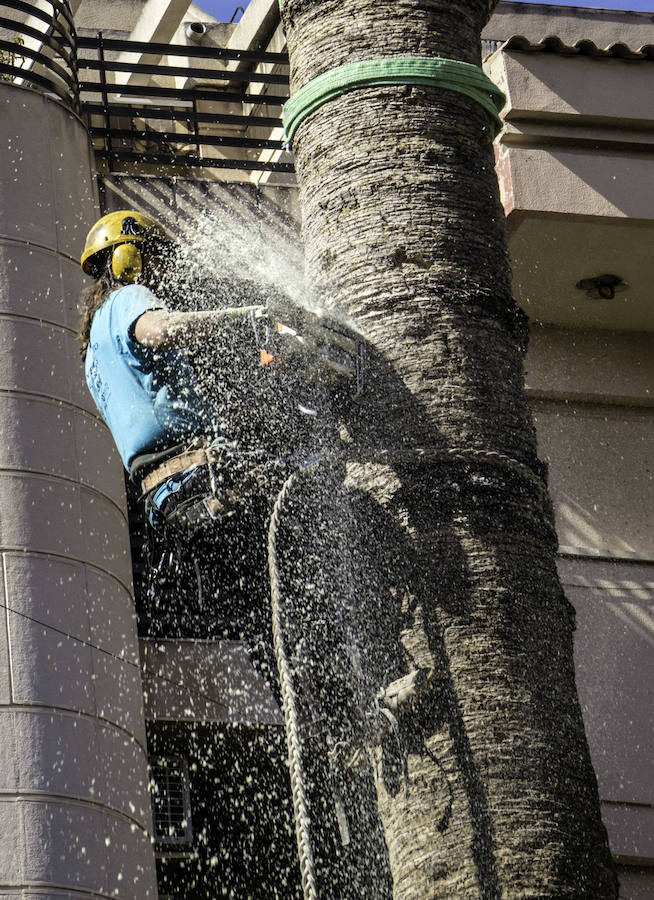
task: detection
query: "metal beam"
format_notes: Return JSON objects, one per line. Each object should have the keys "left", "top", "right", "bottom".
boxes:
{"left": 113, "top": 0, "right": 192, "bottom": 87}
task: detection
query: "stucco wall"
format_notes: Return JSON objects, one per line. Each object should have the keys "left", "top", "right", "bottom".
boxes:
{"left": 528, "top": 324, "right": 654, "bottom": 882}
{"left": 0, "top": 83, "right": 156, "bottom": 898}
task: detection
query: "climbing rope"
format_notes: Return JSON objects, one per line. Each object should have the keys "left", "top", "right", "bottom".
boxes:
{"left": 268, "top": 466, "right": 320, "bottom": 900}
{"left": 282, "top": 56, "right": 506, "bottom": 144}
{"left": 267, "top": 444, "right": 549, "bottom": 900}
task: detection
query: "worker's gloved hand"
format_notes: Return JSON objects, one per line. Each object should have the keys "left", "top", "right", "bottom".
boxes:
{"left": 223, "top": 304, "right": 267, "bottom": 320}
{"left": 258, "top": 301, "right": 363, "bottom": 391}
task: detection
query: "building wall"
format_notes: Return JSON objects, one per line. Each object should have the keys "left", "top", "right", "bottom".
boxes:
{"left": 35, "top": 2, "right": 651, "bottom": 897}
{"left": 0, "top": 82, "right": 157, "bottom": 898}
{"left": 483, "top": 0, "right": 654, "bottom": 47}
{"left": 526, "top": 325, "right": 653, "bottom": 896}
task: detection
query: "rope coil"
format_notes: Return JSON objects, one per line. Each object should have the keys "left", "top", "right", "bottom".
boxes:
{"left": 268, "top": 445, "right": 548, "bottom": 899}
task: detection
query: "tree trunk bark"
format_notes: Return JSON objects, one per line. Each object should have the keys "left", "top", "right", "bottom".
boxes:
{"left": 278, "top": 1, "right": 618, "bottom": 897}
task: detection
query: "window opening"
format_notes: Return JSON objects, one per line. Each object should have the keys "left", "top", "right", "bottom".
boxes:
{"left": 150, "top": 756, "right": 193, "bottom": 846}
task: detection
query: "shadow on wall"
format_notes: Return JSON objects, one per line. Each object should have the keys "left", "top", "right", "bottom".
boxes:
{"left": 99, "top": 173, "right": 302, "bottom": 268}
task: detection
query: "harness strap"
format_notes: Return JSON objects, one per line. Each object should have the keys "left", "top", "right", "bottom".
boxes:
{"left": 140, "top": 447, "right": 221, "bottom": 495}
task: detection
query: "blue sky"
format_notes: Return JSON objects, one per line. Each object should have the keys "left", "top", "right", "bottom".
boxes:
{"left": 196, "top": 0, "right": 248, "bottom": 22}
{"left": 196, "top": 0, "right": 248, "bottom": 21}
{"left": 511, "top": 0, "right": 653, "bottom": 8}
{"left": 195, "top": 0, "right": 653, "bottom": 22}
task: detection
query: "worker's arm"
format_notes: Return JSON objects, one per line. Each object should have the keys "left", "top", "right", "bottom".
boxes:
{"left": 133, "top": 306, "right": 262, "bottom": 349}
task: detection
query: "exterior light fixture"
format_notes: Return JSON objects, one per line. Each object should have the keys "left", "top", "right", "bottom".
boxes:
{"left": 185, "top": 22, "right": 208, "bottom": 42}
{"left": 576, "top": 273, "right": 627, "bottom": 300}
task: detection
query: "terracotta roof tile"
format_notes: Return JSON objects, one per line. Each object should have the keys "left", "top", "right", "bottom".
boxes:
{"left": 501, "top": 34, "right": 654, "bottom": 60}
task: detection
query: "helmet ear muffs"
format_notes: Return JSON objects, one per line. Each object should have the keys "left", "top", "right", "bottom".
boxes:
{"left": 112, "top": 243, "right": 142, "bottom": 283}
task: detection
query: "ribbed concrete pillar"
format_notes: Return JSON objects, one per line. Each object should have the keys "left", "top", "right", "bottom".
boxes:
{"left": 0, "top": 83, "right": 157, "bottom": 898}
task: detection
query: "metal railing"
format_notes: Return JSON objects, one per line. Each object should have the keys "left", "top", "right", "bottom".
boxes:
{"left": 0, "top": 0, "right": 79, "bottom": 110}
{"left": 1, "top": 0, "right": 293, "bottom": 175}
{"left": 77, "top": 33, "right": 292, "bottom": 174}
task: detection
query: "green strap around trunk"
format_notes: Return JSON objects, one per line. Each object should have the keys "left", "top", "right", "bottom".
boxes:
{"left": 282, "top": 56, "right": 506, "bottom": 144}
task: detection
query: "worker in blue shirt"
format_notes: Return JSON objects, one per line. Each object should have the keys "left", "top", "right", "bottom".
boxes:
{"left": 78, "top": 209, "right": 359, "bottom": 638}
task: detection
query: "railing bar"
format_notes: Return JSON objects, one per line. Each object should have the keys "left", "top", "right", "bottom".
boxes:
{"left": 0, "top": 2, "right": 54, "bottom": 29}
{"left": 46, "top": 0, "right": 77, "bottom": 33}
{"left": 78, "top": 83, "right": 287, "bottom": 106}
{"left": 96, "top": 31, "right": 113, "bottom": 172}
{"left": 76, "top": 35, "right": 288, "bottom": 64}
{"left": 0, "top": 20, "right": 75, "bottom": 71}
{"left": 191, "top": 96, "right": 201, "bottom": 157}
{"left": 89, "top": 127, "right": 284, "bottom": 150}
{"left": 82, "top": 103, "right": 283, "bottom": 127}
{"left": 98, "top": 150, "right": 294, "bottom": 173}
{"left": 0, "top": 48, "right": 76, "bottom": 96}
{"left": 0, "top": 61, "right": 71, "bottom": 104}
{"left": 0, "top": 2, "right": 76, "bottom": 49}
{"left": 0, "top": 37, "right": 77, "bottom": 93}
{"left": 78, "top": 58, "right": 288, "bottom": 84}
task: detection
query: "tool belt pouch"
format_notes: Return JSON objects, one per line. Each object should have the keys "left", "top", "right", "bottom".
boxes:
{"left": 144, "top": 456, "right": 283, "bottom": 539}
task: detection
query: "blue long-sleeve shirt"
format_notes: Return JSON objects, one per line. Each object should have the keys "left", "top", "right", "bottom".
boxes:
{"left": 85, "top": 284, "right": 218, "bottom": 469}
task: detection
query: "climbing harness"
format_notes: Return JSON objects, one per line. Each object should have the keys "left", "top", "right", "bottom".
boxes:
{"left": 143, "top": 445, "right": 286, "bottom": 538}
{"left": 282, "top": 56, "right": 506, "bottom": 144}
{"left": 267, "top": 445, "right": 550, "bottom": 900}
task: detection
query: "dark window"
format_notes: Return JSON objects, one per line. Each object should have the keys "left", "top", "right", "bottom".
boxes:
{"left": 150, "top": 756, "right": 193, "bottom": 846}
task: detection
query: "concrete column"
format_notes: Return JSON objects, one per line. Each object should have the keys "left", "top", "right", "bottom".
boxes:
{"left": 0, "top": 82, "right": 157, "bottom": 898}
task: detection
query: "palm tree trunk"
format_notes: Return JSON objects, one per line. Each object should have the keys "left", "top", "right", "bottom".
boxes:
{"left": 278, "top": 1, "right": 618, "bottom": 897}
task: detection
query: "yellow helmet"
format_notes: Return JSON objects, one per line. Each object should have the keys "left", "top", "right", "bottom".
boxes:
{"left": 80, "top": 209, "right": 172, "bottom": 281}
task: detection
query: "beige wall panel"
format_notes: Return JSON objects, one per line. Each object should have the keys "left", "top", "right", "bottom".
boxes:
{"left": 0, "top": 802, "right": 22, "bottom": 883}
{"left": 0, "top": 896, "right": 98, "bottom": 900}
{"left": 75, "top": 412, "right": 126, "bottom": 507}
{"left": 484, "top": 4, "right": 654, "bottom": 48}
{"left": 506, "top": 146, "right": 654, "bottom": 220}
{"left": 46, "top": 107, "right": 98, "bottom": 260}
{"left": 0, "top": 396, "right": 123, "bottom": 506}
{"left": 0, "top": 319, "right": 96, "bottom": 416}
{"left": 92, "top": 649, "right": 148, "bottom": 748}
{"left": 0, "top": 87, "right": 58, "bottom": 249}
{"left": 0, "top": 710, "right": 150, "bottom": 827}
{"left": 526, "top": 327, "right": 654, "bottom": 404}
{"left": 559, "top": 557, "right": 654, "bottom": 588}
{"left": 8, "top": 612, "right": 95, "bottom": 715}
{"left": 140, "top": 639, "right": 283, "bottom": 724}
{"left": 79, "top": 486, "right": 133, "bottom": 585}
{"left": 0, "top": 578, "right": 10, "bottom": 704}
{"left": 0, "top": 242, "right": 65, "bottom": 326}
{"left": 20, "top": 799, "right": 155, "bottom": 898}
{"left": 616, "top": 865, "right": 654, "bottom": 900}
{"left": 532, "top": 401, "right": 653, "bottom": 554}
{"left": 0, "top": 318, "right": 74, "bottom": 403}
{"left": 0, "top": 85, "right": 97, "bottom": 258}
{"left": 75, "top": 0, "right": 148, "bottom": 32}
{"left": 62, "top": 255, "right": 91, "bottom": 333}
{"left": 566, "top": 579, "right": 654, "bottom": 803}
{"left": 3, "top": 552, "right": 90, "bottom": 646}
{"left": 498, "top": 53, "right": 654, "bottom": 124}
{"left": 86, "top": 569, "right": 139, "bottom": 663}
{"left": 92, "top": 718, "right": 151, "bottom": 822}
{"left": 560, "top": 558, "right": 654, "bottom": 861}
{"left": 0, "top": 477, "right": 131, "bottom": 583}
{"left": 507, "top": 214, "right": 654, "bottom": 332}
{"left": 0, "top": 317, "right": 96, "bottom": 417}
{"left": 0, "top": 394, "right": 124, "bottom": 508}
{"left": 0, "top": 895, "right": 99, "bottom": 900}
{"left": 601, "top": 802, "right": 654, "bottom": 863}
